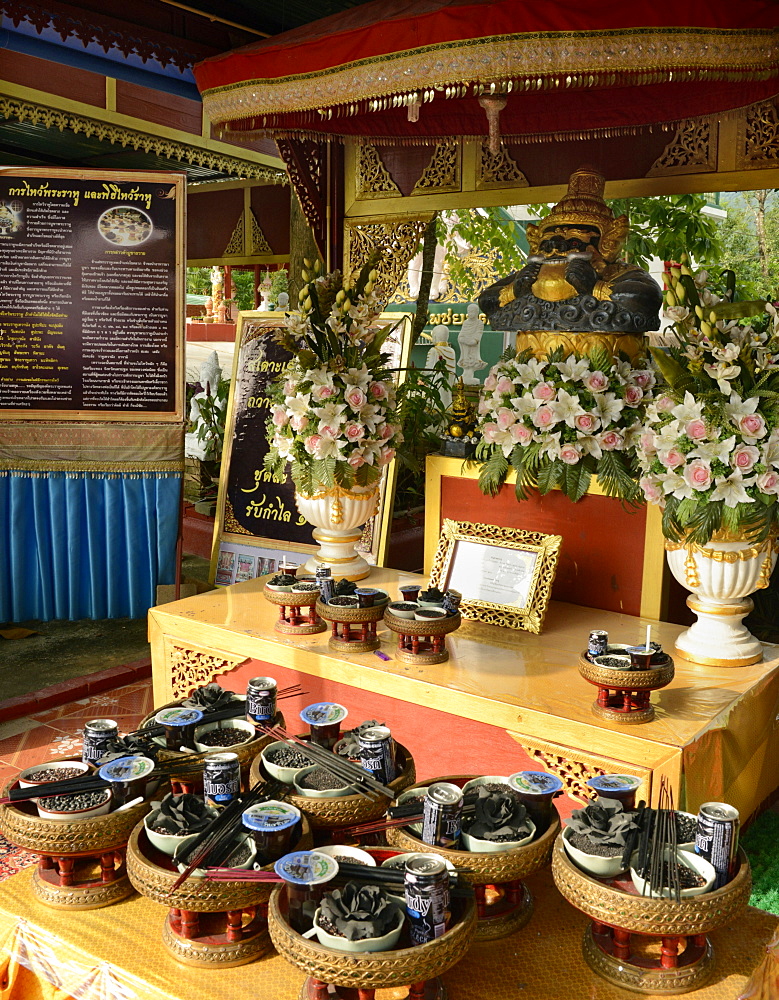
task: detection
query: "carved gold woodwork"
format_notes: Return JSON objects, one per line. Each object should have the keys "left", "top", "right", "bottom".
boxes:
{"left": 224, "top": 215, "right": 244, "bottom": 256}
{"left": 515, "top": 329, "right": 646, "bottom": 364}
{"left": 410, "top": 139, "right": 460, "bottom": 195}
{"left": 250, "top": 212, "right": 273, "bottom": 254}
{"left": 647, "top": 119, "right": 716, "bottom": 176}
{"left": 477, "top": 141, "right": 529, "bottom": 189}
{"left": 223, "top": 497, "right": 252, "bottom": 537}
{"left": 344, "top": 214, "right": 433, "bottom": 307}
{"left": 505, "top": 732, "right": 651, "bottom": 805}
{"left": 0, "top": 96, "right": 287, "bottom": 183}
{"left": 168, "top": 643, "right": 246, "bottom": 700}
{"left": 737, "top": 100, "right": 779, "bottom": 168}
{"left": 387, "top": 247, "right": 502, "bottom": 306}
{"left": 356, "top": 143, "right": 401, "bottom": 199}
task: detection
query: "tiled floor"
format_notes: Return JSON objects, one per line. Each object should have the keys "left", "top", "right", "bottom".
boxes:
{"left": 0, "top": 678, "right": 154, "bottom": 880}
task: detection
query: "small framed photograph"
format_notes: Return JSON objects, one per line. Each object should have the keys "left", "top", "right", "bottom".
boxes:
{"left": 428, "top": 518, "right": 562, "bottom": 633}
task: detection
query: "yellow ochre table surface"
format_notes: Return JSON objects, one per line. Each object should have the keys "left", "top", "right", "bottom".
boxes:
{"left": 0, "top": 866, "right": 777, "bottom": 1000}
{"left": 148, "top": 570, "right": 779, "bottom": 818}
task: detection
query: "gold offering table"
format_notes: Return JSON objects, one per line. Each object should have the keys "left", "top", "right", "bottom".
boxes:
{"left": 148, "top": 570, "right": 779, "bottom": 817}
{"left": 0, "top": 865, "right": 776, "bottom": 1000}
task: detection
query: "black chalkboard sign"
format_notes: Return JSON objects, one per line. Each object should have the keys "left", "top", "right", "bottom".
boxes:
{"left": 215, "top": 315, "right": 315, "bottom": 556}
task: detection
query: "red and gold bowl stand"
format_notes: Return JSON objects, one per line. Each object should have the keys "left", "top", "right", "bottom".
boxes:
{"left": 386, "top": 774, "right": 559, "bottom": 940}
{"left": 264, "top": 586, "right": 326, "bottom": 636}
{"left": 551, "top": 833, "right": 752, "bottom": 993}
{"left": 578, "top": 653, "right": 675, "bottom": 725}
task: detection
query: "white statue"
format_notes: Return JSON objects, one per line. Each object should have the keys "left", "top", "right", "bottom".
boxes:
{"left": 457, "top": 304, "right": 487, "bottom": 384}
{"left": 275, "top": 291, "right": 289, "bottom": 311}
{"left": 426, "top": 324, "right": 457, "bottom": 410}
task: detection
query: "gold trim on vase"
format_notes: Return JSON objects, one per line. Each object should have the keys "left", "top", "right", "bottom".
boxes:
{"left": 686, "top": 596, "right": 754, "bottom": 617}
{"left": 674, "top": 646, "right": 763, "bottom": 667}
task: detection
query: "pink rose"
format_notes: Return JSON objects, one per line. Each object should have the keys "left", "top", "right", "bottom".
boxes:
{"left": 624, "top": 385, "right": 644, "bottom": 407}
{"left": 496, "top": 407, "right": 516, "bottom": 431}
{"left": 683, "top": 459, "right": 712, "bottom": 491}
{"left": 379, "top": 446, "right": 395, "bottom": 466}
{"left": 369, "top": 381, "right": 388, "bottom": 400}
{"left": 584, "top": 371, "right": 609, "bottom": 393}
{"left": 304, "top": 434, "right": 322, "bottom": 455}
{"left": 311, "top": 383, "right": 336, "bottom": 402}
{"left": 510, "top": 423, "right": 534, "bottom": 445}
{"left": 290, "top": 414, "right": 308, "bottom": 432}
{"left": 495, "top": 376, "right": 514, "bottom": 395}
{"left": 348, "top": 453, "right": 366, "bottom": 469}
{"left": 640, "top": 476, "right": 663, "bottom": 504}
{"left": 344, "top": 422, "right": 364, "bottom": 442}
{"left": 731, "top": 445, "right": 760, "bottom": 473}
{"left": 574, "top": 412, "right": 598, "bottom": 434}
{"left": 283, "top": 379, "right": 296, "bottom": 395}
{"left": 685, "top": 419, "right": 708, "bottom": 441}
{"left": 656, "top": 396, "right": 676, "bottom": 412}
{"left": 272, "top": 406, "right": 288, "bottom": 427}
{"left": 660, "top": 448, "right": 685, "bottom": 469}
{"left": 345, "top": 386, "right": 366, "bottom": 409}
{"left": 483, "top": 373, "right": 497, "bottom": 391}
{"left": 757, "top": 470, "right": 779, "bottom": 494}
{"left": 632, "top": 370, "right": 656, "bottom": 390}
{"left": 559, "top": 443, "right": 582, "bottom": 465}
{"left": 599, "top": 430, "right": 624, "bottom": 451}
{"left": 532, "top": 382, "right": 556, "bottom": 401}
{"left": 477, "top": 400, "right": 490, "bottom": 415}
{"left": 639, "top": 432, "right": 657, "bottom": 455}
{"left": 739, "top": 412, "right": 767, "bottom": 439}
{"left": 482, "top": 422, "right": 500, "bottom": 443}
{"left": 380, "top": 422, "right": 395, "bottom": 440}
{"left": 532, "top": 405, "right": 557, "bottom": 430}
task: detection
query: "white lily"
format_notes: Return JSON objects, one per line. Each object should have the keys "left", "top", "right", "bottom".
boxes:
{"left": 555, "top": 388, "right": 585, "bottom": 428}
{"left": 593, "top": 392, "right": 624, "bottom": 425}
{"left": 672, "top": 391, "right": 704, "bottom": 424}
{"left": 285, "top": 395, "right": 311, "bottom": 420}
{"left": 710, "top": 472, "right": 754, "bottom": 508}
{"left": 688, "top": 436, "right": 736, "bottom": 464}
{"left": 515, "top": 358, "right": 547, "bottom": 382}
{"left": 508, "top": 394, "right": 540, "bottom": 419}
{"left": 554, "top": 357, "right": 591, "bottom": 382}
{"left": 725, "top": 392, "right": 759, "bottom": 421}
{"left": 576, "top": 434, "right": 603, "bottom": 459}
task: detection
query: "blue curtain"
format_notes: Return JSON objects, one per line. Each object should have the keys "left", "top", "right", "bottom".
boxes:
{"left": 0, "top": 471, "right": 181, "bottom": 622}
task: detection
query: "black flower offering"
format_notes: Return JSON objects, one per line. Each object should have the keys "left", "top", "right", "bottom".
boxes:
{"left": 462, "top": 786, "right": 534, "bottom": 843}
{"left": 96, "top": 733, "right": 159, "bottom": 765}
{"left": 146, "top": 792, "right": 216, "bottom": 836}
{"left": 334, "top": 579, "right": 358, "bottom": 597}
{"left": 336, "top": 719, "right": 382, "bottom": 759}
{"left": 318, "top": 883, "right": 399, "bottom": 941}
{"left": 269, "top": 573, "right": 297, "bottom": 587}
{"left": 418, "top": 587, "right": 445, "bottom": 604}
{"left": 566, "top": 797, "right": 640, "bottom": 857}
{"left": 182, "top": 682, "right": 238, "bottom": 713}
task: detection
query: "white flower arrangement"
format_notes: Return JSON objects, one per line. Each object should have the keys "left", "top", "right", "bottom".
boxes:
{"left": 264, "top": 257, "right": 403, "bottom": 494}
{"left": 638, "top": 263, "right": 779, "bottom": 544}
{"left": 476, "top": 346, "right": 654, "bottom": 502}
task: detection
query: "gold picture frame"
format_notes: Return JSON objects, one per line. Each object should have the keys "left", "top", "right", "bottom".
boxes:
{"left": 428, "top": 518, "right": 562, "bottom": 633}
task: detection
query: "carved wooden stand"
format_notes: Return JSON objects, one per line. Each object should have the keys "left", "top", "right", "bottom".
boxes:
{"left": 578, "top": 653, "right": 675, "bottom": 724}
{"left": 552, "top": 833, "right": 752, "bottom": 994}
{"left": 316, "top": 596, "right": 389, "bottom": 653}
{"left": 0, "top": 774, "right": 150, "bottom": 910}
{"left": 386, "top": 774, "right": 559, "bottom": 941}
{"left": 264, "top": 586, "right": 326, "bottom": 636}
{"left": 383, "top": 610, "right": 461, "bottom": 666}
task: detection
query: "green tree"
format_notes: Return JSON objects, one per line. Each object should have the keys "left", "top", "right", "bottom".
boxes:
{"left": 718, "top": 190, "right": 779, "bottom": 299}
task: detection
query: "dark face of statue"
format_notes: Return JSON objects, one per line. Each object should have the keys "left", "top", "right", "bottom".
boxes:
{"left": 538, "top": 225, "right": 601, "bottom": 259}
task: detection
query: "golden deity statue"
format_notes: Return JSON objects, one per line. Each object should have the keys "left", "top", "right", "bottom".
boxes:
{"left": 478, "top": 167, "right": 662, "bottom": 362}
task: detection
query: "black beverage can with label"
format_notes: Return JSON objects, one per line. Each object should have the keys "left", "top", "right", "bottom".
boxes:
{"left": 358, "top": 726, "right": 396, "bottom": 784}
{"left": 404, "top": 854, "right": 450, "bottom": 945}
{"left": 421, "top": 782, "right": 463, "bottom": 849}
{"left": 695, "top": 802, "right": 739, "bottom": 889}
{"left": 246, "top": 677, "right": 277, "bottom": 724}
{"left": 82, "top": 719, "right": 119, "bottom": 764}
{"left": 203, "top": 752, "right": 241, "bottom": 807}
{"left": 587, "top": 630, "right": 609, "bottom": 657}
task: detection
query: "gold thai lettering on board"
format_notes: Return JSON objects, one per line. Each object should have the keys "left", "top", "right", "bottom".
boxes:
{"left": 241, "top": 468, "right": 285, "bottom": 492}
{"left": 246, "top": 394, "right": 270, "bottom": 409}
{"left": 245, "top": 494, "right": 292, "bottom": 522}
{"left": 244, "top": 359, "right": 285, "bottom": 373}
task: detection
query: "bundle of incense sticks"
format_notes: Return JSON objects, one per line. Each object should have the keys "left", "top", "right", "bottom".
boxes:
{"left": 171, "top": 777, "right": 284, "bottom": 889}
{"left": 126, "top": 684, "right": 305, "bottom": 740}
{"left": 260, "top": 724, "right": 394, "bottom": 801}
{"left": 634, "top": 777, "right": 680, "bottom": 902}
{"left": 340, "top": 813, "right": 423, "bottom": 838}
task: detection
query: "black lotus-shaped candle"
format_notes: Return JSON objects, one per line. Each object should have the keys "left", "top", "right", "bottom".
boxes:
{"left": 318, "top": 883, "right": 398, "bottom": 941}
{"left": 269, "top": 573, "right": 297, "bottom": 587}
{"left": 567, "top": 797, "right": 639, "bottom": 848}
{"left": 334, "top": 578, "right": 358, "bottom": 596}
{"left": 464, "top": 787, "right": 534, "bottom": 842}
{"left": 182, "top": 682, "right": 238, "bottom": 712}
{"left": 146, "top": 792, "right": 215, "bottom": 835}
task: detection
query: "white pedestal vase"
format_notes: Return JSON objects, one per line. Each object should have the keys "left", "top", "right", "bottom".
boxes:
{"left": 665, "top": 532, "right": 778, "bottom": 667}
{"left": 294, "top": 484, "right": 379, "bottom": 582}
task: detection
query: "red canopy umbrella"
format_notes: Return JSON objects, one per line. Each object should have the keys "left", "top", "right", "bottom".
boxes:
{"left": 194, "top": 0, "right": 779, "bottom": 146}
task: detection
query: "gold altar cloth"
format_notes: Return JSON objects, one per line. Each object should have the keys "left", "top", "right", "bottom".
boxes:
{"left": 0, "top": 866, "right": 776, "bottom": 1000}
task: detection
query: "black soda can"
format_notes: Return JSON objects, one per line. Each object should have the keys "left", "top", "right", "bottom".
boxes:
{"left": 246, "top": 677, "right": 277, "bottom": 724}
{"left": 316, "top": 566, "right": 335, "bottom": 604}
{"left": 82, "top": 719, "right": 119, "bottom": 764}
{"left": 203, "top": 752, "right": 241, "bottom": 808}
{"left": 588, "top": 630, "right": 609, "bottom": 657}
{"left": 422, "top": 782, "right": 463, "bottom": 849}
{"left": 695, "top": 802, "right": 739, "bottom": 889}
{"left": 358, "top": 726, "right": 396, "bottom": 784}
{"left": 404, "top": 854, "right": 450, "bottom": 945}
